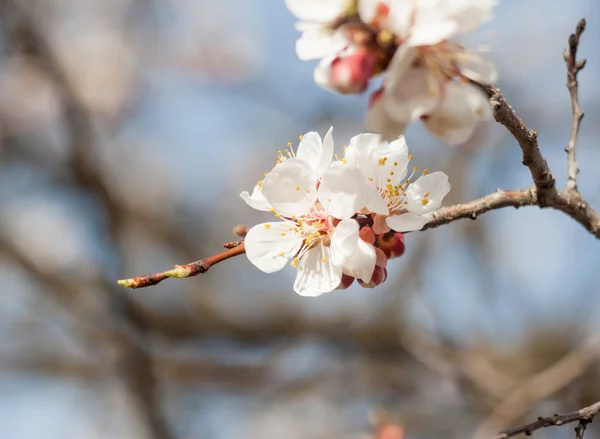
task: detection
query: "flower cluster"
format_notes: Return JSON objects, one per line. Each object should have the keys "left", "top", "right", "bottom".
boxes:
{"left": 286, "top": 0, "right": 497, "bottom": 145}
{"left": 241, "top": 128, "right": 450, "bottom": 296}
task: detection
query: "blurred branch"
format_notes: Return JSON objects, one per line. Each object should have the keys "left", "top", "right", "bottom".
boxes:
{"left": 118, "top": 241, "right": 245, "bottom": 288}
{"left": 0, "top": 2, "right": 175, "bottom": 439}
{"left": 496, "top": 400, "right": 600, "bottom": 439}
{"left": 564, "top": 19, "right": 586, "bottom": 192}
{"left": 474, "top": 335, "right": 600, "bottom": 439}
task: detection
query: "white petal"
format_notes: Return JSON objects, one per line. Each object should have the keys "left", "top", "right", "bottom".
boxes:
{"left": 384, "top": 66, "right": 441, "bottom": 122}
{"left": 342, "top": 239, "right": 376, "bottom": 283}
{"left": 293, "top": 244, "right": 342, "bottom": 296}
{"left": 385, "top": 1, "right": 415, "bottom": 38}
{"left": 447, "top": 0, "right": 496, "bottom": 34}
{"left": 386, "top": 212, "right": 432, "bottom": 232}
{"left": 405, "top": 171, "right": 451, "bottom": 215}
{"left": 345, "top": 133, "right": 388, "bottom": 167}
{"left": 365, "top": 92, "right": 408, "bottom": 141}
{"left": 286, "top": 0, "right": 351, "bottom": 23}
{"left": 459, "top": 56, "right": 498, "bottom": 84}
{"left": 385, "top": 45, "right": 419, "bottom": 90}
{"left": 357, "top": 0, "right": 382, "bottom": 24}
{"left": 240, "top": 184, "right": 272, "bottom": 211}
{"left": 318, "top": 127, "right": 335, "bottom": 176}
{"left": 410, "top": 15, "right": 457, "bottom": 47}
{"left": 318, "top": 164, "right": 370, "bottom": 218}
{"left": 369, "top": 141, "right": 410, "bottom": 186}
{"left": 346, "top": 132, "right": 409, "bottom": 188}
{"left": 262, "top": 159, "right": 317, "bottom": 218}
{"left": 365, "top": 184, "right": 389, "bottom": 215}
{"left": 314, "top": 55, "right": 335, "bottom": 89}
{"left": 296, "top": 25, "right": 348, "bottom": 60}
{"left": 295, "top": 127, "right": 333, "bottom": 177}
{"left": 330, "top": 219, "right": 359, "bottom": 265}
{"left": 423, "top": 82, "right": 491, "bottom": 146}
{"left": 245, "top": 222, "right": 303, "bottom": 273}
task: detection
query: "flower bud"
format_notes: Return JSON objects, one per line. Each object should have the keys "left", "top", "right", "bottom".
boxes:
{"left": 358, "top": 266, "right": 387, "bottom": 288}
{"left": 377, "top": 232, "right": 405, "bottom": 259}
{"left": 336, "top": 274, "right": 355, "bottom": 290}
{"left": 359, "top": 225, "right": 376, "bottom": 244}
{"left": 375, "top": 247, "right": 388, "bottom": 268}
{"left": 323, "top": 47, "right": 376, "bottom": 95}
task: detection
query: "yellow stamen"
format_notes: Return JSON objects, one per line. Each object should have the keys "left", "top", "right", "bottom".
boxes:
{"left": 295, "top": 186, "right": 300, "bottom": 191}
{"left": 299, "top": 135, "right": 303, "bottom": 140}
{"left": 264, "top": 224, "right": 270, "bottom": 229}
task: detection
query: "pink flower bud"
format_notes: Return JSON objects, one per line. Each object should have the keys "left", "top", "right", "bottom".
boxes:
{"left": 377, "top": 232, "right": 405, "bottom": 259}
{"left": 359, "top": 225, "right": 376, "bottom": 244}
{"left": 358, "top": 266, "right": 387, "bottom": 288}
{"left": 375, "top": 247, "right": 388, "bottom": 268}
{"left": 336, "top": 274, "right": 355, "bottom": 290}
{"left": 328, "top": 47, "right": 376, "bottom": 94}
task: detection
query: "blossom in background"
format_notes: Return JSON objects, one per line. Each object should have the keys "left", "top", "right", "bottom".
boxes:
{"left": 285, "top": 0, "right": 353, "bottom": 61}
{"left": 286, "top": 0, "right": 498, "bottom": 146}
{"left": 360, "top": 0, "right": 498, "bottom": 144}
{"left": 241, "top": 129, "right": 451, "bottom": 296}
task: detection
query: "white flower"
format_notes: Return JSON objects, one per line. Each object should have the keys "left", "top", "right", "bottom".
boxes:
{"left": 241, "top": 128, "right": 379, "bottom": 296}
{"left": 359, "top": 0, "right": 496, "bottom": 144}
{"left": 286, "top": 0, "right": 354, "bottom": 61}
{"left": 367, "top": 66, "right": 492, "bottom": 145}
{"left": 240, "top": 128, "right": 334, "bottom": 214}
{"left": 345, "top": 133, "right": 451, "bottom": 233}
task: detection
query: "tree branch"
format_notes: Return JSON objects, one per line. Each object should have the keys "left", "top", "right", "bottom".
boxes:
{"left": 118, "top": 241, "right": 246, "bottom": 288}
{"left": 478, "top": 84, "right": 556, "bottom": 206}
{"left": 496, "top": 400, "right": 600, "bottom": 439}
{"left": 564, "top": 18, "right": 586, "bottom": 192}
{"left": 423, "top": 188, "right": 537, "bottom": 230}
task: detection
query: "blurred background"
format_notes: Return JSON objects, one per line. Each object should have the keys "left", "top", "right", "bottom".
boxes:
{"left": 0, "top": 0, "right": 599, "bottom": 438}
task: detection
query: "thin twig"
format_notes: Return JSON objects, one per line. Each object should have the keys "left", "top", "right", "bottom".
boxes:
{"left": 496, "top": 400, "right": 600, "bottom": 439}
{"left": 478, "top": 84, "right": 556, "bottom": 206}
{"left": 564, "top": 19, "right": 587, "bottom": 192}
{"left": 118, "top": 242, "right": 246, "bottom": 288}
{"left": 575, "top": 420, "right": 589, "bottom": 439}
{"left": 475, "top": 335, "right": 600, "bottom": 439}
